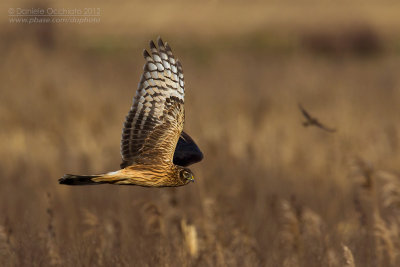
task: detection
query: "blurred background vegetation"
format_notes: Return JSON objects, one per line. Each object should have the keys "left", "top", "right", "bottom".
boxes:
{"left": 1, "top": 0, "right": 400, "bottom": 266}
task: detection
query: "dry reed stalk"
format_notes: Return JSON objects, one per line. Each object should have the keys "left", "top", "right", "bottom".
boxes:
{"left": 280, "top": 198, "right": 333, "bottom": 266}
{"left": 326, "top": 249, "right": 340, "bottom": 267}
{"left": 352, "top": 158, "right": 380, "bottom": 232}
{"left": 202, "top": 198, "right": 226, "bottom": 266}
{"left": 377, "top": 170, "right": 400, "bottom": 211}
{"left": 180, "top": 219, "right": 199, "bottom": 259}
{"left": 372, "top": 170, "right": 400, "bottom": 265}
{"left": 82, "top": 209, "right": 106, "bottom": 266}
{"left": 373, "top": 212, "right": 398, "bottom": 266}
{"left": 141, "top": 202, "right": 165, "bottom": 236}
{"left": 353, "top": 158, "right": 380, "bottom": 221}
{"left": 110, "top": 219, "right": 122, "bottom": 256}
{"left": 82, "top": 209, "right": 99, "bottom": 237}
{"left": 353, "top": 159, "right": 390, "bottom": 266}
{"left": 0, "top": 216, "right": 15, "bottom": 266}
{"left": 0, "top": 225, "right": 11, "bottom": 260}
{"left": 230, "top": 228, "right": 260, "bottom": 266}
{"left": 353, "top": 158, "right": 374, "bottom": 190}
{"left": 46, "top": 193, "right": 62, "bottom": 266}
{"left": 352, "top": 195, "right": 368, "bottom": 228}
{"left": 342, "top": 244, "right": 355, "bottom": 267}
{"left": 300, "top": 206, "right": 332, "bottom": 265}
{"left": 283, "top": 255, "right": 300, "bottom": 267}
{"left": 279, "top": 199, "right": 300, "bottom": 267}
{"left": 301, "top": 207, "right": 323, "bottom": 239}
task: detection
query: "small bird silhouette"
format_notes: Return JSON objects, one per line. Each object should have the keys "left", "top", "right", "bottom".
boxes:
{"left": 298, "top": 104, "right": 336, "bottom": 133}
{"left": 59, "top": 37, "right": 203, "bottom": 187}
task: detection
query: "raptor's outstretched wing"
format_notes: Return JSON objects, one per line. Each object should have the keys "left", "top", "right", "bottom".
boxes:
{"left": 120, "top": 37, "right": 185, "bottom": 167}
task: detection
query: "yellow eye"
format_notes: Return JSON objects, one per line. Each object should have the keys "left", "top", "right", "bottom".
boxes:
{"left": 181, "top": 169, "right": 193, "bottom": 180}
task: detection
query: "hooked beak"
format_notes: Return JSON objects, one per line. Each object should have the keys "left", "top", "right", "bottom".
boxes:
{"left": 189, "top": 175, "right": 195, "bottom": 183}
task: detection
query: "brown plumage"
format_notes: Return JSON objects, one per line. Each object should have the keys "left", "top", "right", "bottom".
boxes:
{"left": 59, "top": 37, "right": 199, "bottom": 187}
{"left": 298, "top": 104, "right": 336, "bottom": 133}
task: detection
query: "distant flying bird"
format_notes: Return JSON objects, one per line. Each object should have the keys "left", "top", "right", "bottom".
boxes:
{"left": 298, "top": 104, "right": 336, "bottom": 133}
{"left": 59, "top": 37, "right": 203, "bottom": 187}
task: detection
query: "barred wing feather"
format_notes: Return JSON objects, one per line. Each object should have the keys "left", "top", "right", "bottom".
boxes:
{"left": 120, "top": 37, "right": 185, "bottom": 167}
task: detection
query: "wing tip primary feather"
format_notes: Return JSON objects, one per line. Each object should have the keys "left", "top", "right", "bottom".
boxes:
{"left": 165, "top": 42, "right": 174, "bottom": 55}
{"left": 143, "top": 49, "right": 151, "bottom": 59}
{"left": 176, "top": 60, "right": 183, "bottom": 73}
{"left": 157, "top": 36, "right": 164, "bottom": 48}
{"left": 149, "top": 40, "right": 157, "bottom": 50}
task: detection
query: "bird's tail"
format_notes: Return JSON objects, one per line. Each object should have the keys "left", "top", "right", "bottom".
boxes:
{"left": 59, "top": 171, "right": 130, "bottom": 186}
{"left": 59, "top": 174, "right": 102, "bottom": 185}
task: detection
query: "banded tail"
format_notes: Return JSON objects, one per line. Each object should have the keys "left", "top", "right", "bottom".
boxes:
{"left": 59, "top": 174, "right": 102, "bottom": 185}
{"left": 59, "top": 171, "right": 130, "bottom": 186}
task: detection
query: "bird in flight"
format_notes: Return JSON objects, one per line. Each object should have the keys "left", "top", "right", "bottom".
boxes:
{"left": 59, "top": 37, "right": 203, "bottom": 187}
{"left": 298, "top": 104, "right": 336, "bottom": 133}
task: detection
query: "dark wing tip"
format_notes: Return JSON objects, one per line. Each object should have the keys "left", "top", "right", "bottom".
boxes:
{"left": 298, "top": 103, "right": 311, "bottom": 119}
{"left": 173, "top": 132, "right": 204, "bottom": 167}
{"left": 323, "top": 126, "right": 337, "bottom": 133}
{"left": 149, "top": 40, "right": 157, "bottom": 50}
{"left": 298, "top": 103, "right": 305, "bottom": 113}
{"left": 176, "top": 60, "right": 183, "bottom": 71}
{"left": 165, "top": 42, "right": 173, "bottom": 53}
{"left": 157, "top": 36, "right": 164, "bottom": 47}
{"left": 143, "top": 49, "right": 151, "bottom": 59}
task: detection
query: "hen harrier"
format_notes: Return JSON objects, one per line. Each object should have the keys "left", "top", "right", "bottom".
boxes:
{"left": 299, "top": 104, "right": 336, "bottom": 132}
{"left": 59, "top": 37, "right": 203, "bottom": 187}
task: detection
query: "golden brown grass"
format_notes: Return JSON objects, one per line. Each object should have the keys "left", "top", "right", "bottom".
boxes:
{"left": 1, "top": 0, "right": 400, "bottom": 266}
{"left": 342, "top": 244, "right": 356, "bottom": 267}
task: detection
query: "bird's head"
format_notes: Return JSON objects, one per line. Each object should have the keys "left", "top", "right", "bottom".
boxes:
{"left": 178, "top": 167, "right": 194, "bottom": 184}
